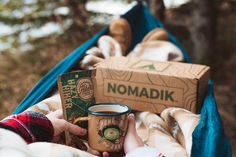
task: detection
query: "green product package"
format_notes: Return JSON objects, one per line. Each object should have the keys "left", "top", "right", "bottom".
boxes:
{"left": 58, "top": 70, "right": 95, "bottom": 128}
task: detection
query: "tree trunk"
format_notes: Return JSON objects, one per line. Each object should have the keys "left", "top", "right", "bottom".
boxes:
{"left": 145, "top": 0, "right": 165, "bottom": 22}
{"left": 190, "top": 0, "right": 217, "bottom": 62}
{"left": 66, "top": 0, "right": 88, "bottom": 29}
{"left": 65, "top": 0, "right": 89, "bottom": 44}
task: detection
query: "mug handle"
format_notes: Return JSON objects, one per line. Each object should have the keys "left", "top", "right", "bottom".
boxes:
{"left": 73, "top": 117, "right": 89, "bottom": 125}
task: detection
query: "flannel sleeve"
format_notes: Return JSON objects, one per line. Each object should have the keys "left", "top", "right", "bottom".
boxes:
{"left": 0, "top": 111, "right": 54, "bottom": 144}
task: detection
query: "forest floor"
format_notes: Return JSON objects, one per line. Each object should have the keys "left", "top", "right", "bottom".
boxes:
{"left": 0, "top": 9, "right": 235, "bottom": 156}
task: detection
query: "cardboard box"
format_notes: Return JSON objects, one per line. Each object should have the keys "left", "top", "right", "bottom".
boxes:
{"left": 58, "top": 57, "right": 210, "bottom": 125}
{"left": 94, "top": 57, "right": 210, "bottom": 113}
{"left": 58, "top": 57, "right": 209, "bottom": 144}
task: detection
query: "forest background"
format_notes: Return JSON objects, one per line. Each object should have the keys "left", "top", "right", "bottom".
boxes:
{"left": 0, "top": 0, "right": 235, "bottom": 156}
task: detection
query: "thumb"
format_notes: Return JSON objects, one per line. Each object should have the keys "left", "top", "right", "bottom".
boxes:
{"left": 63, "top": 120, "right": 87, "bottom": 136}
{"left": 124, "top": 114, "right": 144, "bottom": 154}
{"left": 127, "top": 113, "right": 136, "bottom": 134}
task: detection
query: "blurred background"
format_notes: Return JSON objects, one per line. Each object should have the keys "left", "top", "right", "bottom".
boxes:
{"left": 0, "top": 0, "right": 235, "bottom": 156}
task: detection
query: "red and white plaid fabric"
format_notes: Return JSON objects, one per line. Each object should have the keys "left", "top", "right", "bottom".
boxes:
{"left": 0, "top": 111, "right": 54, "bottom": 144}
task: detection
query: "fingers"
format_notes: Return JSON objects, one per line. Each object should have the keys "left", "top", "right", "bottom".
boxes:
{"left": 87, "top": 148, "right": 100, "bottom": 156}
{"left": 87, "top": 147, "right": 109, "bottom": 157}
{"left": 52, "top": 109, "right": 63, "bottom": 119}
{"left": 127, "top": 113, "right": 136, "bottom": 133}
{"left": 46, "top": 109, "right": 63, "bottom": 120}
{"left": 64, "top": 120, "right": 87, "bottom": 136}
{"left": 127, "top": 114, "right": 143, "bottom": 144}
{"left": 102, "top": 152, "right": 109, "bottom": 157}
{"left": 128, "top": 113, "right": 135, "bottom": 123}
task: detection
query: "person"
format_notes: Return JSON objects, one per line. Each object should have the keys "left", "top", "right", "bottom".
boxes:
{"left": 0, "top": 110, "right": 166, "bottom": 157}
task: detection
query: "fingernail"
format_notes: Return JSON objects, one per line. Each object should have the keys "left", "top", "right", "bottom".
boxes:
{"left": 129, "top": 113, "right": 135, "bottom": 120}
{"left": 82, "top": 129, "right": 87, "bottom": 134}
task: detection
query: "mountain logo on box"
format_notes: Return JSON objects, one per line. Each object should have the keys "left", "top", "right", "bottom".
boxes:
{"left": 137, "top": 64, "right": 156, "bottom": 71}
{"left": 107, "top": 82, "right": 174, "bottom": 102}
{"left": 76, "top": 78, "right": 94, "bottom": 100}
{"left": 129, "top": 60, "right": 170, "bottom": 72}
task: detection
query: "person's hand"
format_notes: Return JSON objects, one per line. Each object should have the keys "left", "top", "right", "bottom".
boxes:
{"left": 92, "top": 113, "right": 144, "bottom": 156}
{"left": 46, "top": 110, "right": 143, "bottom": 156}
{"left": 86, "top": 144, "right": 109, "bottom": 157}
{"left": 46, "top": 109, "right": 87, "bottom": 137}
{"left": 88, "top": 149, "right": 109, "bottom": 157}
{"left": 46, "top": 110, "right": 109, "bottom": 157}
{"left": 124, "top": 113, "right": 144, "bottom": 154}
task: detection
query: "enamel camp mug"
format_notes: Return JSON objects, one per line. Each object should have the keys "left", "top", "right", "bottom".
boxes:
{"left": 74, "top": 103, "right": 131, "bottom": 152}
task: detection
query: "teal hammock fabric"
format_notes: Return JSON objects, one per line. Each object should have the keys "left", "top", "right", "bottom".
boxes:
{"left": 13, "top": 2, "right": 232, "bottom": 157}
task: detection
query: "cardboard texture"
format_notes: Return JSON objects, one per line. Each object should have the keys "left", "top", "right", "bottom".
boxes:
{"left": 58, "top": 57, "right": 209, "bottom": 144}
{"left": 94, "top": 57, "right": 209, "bottom": 113}
{"left": 58, "top": 57, "right": 209, "bottom": 118}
